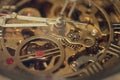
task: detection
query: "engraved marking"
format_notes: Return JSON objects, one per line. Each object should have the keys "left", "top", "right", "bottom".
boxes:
{"left": 106, "top": 43, "right": 120, "bottom": 57}
{"left": 113, "top": 23, "right": 120, "bottom": 34}
{"left": 87, "top": 62, "right": 103, "bottom": 75}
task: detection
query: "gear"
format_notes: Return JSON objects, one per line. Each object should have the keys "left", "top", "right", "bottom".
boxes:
{"left": 67, "top": 29, "right": 81, "bottom": 42}
{"left": 61, "top": 38, "right": 82, "bottom": 49}
{"left": 15, "top": 35, "right": 65, "bottom": 74}
{"left": 86, "top": 41, "right": 100, "bottom": 54}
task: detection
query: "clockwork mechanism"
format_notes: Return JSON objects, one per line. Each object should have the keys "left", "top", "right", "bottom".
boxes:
{"left": 0, "top": 0, "right": 120, "bottom": 80}
{"left": 15, "top": 35, "right": 65, "bottom": 74}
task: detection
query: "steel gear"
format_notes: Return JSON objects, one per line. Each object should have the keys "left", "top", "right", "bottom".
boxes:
{"left": 15, "top": 35, "right": 65, "bottom": 74}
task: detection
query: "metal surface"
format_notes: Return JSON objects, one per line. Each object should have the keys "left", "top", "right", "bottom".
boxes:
{"left": 0, "top": 0, "right": 120, "bottom": 80}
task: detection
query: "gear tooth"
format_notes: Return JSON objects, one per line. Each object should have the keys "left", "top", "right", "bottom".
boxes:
{"left": 61, "top": 38, "right": 81, "bottom": 49}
